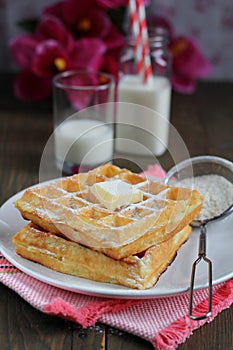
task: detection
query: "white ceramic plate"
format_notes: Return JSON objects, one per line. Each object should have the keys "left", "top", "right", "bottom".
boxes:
{"left": 0, "top": 183, "right": 233, "bottom": 299}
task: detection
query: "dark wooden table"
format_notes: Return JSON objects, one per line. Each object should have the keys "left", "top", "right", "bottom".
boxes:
{"left": 0, "top": 73, "right": 233, "bottom": 350}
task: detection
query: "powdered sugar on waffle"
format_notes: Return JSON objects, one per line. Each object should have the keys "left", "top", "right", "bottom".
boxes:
{"left": 14, "top": 164, "right": 203, "bottom": 249}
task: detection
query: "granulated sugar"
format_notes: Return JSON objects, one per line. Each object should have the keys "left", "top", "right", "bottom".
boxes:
{"left": 178, "top": 174, "right": 233, "bottom": 220}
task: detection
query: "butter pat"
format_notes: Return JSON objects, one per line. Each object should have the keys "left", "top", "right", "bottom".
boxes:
{"left": 91, "top": 180, "right": 143, "bottom": 211}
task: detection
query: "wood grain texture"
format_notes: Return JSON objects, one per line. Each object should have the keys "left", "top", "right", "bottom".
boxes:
{"left": 0, "top": 73, "right": 232, "bottom": 350}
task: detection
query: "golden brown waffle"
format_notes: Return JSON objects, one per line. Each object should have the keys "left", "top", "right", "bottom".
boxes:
{"left": 14, "top": 163, "right": 203, "bottom": 257}
{"left": 12, "top": 223, "right": 192, "bottom": 290}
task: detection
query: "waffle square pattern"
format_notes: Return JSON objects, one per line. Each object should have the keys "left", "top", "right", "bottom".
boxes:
{"left": 14, "top": 164, "right": 203, "bottom": 259}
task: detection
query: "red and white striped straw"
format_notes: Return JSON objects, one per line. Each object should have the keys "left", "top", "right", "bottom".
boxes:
{"left": 129, "top": 0, "right": 143, "bottom": 75}
{"left": 136, "top": 0, "right": 152, "bottom": 83}
{"left": 129, "top": 0, "right": 152, "bottom": 84}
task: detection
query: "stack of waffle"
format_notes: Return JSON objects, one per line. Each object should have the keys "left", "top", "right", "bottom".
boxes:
{"left": 12, "top": 164, "right": 203, "bottom": 290}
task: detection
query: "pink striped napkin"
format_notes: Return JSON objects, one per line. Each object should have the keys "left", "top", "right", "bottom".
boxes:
{"left": 0, "top": 256, "right": 232, "bottom": 350}
{"left": 1, "top": 165, "right": 233, "bottom": 350}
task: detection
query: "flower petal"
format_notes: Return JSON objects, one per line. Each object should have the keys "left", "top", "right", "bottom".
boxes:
{"left": 43, "top": 1, "right": 64, "bottom": 20}
{"left": 32, "top": 39, "right": 70, "bottom": 78}
{"left": 66, "top": 90, "right": 93, "bottom": 111}
{"left": 103, "top": 23, "right": 124, "bottom": 50}
{"left": 61, "top": 0, "right": 111, "bottom": 39}
{"left": 9, "top": 34, "right": 41, "bottom": 69}
{"left": 14, "top": 70, "right": 52, "bottom": 101}
{"left": 171, "top": 36, "right": 212, "bottom": 80}
{"left": 62, "top": 0, "right": 92, "bottom": 28}
{"left": 64, "top": 73, "right": 96, "bottom": 110}
{"left": 70, "top": 38, "right": 106, "bottom": 71}
{"left": 100, "top": 53, "right": 119, "bottom": 81}
{"left": 82, "top": 8, "right": 111, "bottom": 38}
{"left": 36, "top": 15, "right": 74, "bottom": 52}
{"left": 171, "top": 72, "right": 196, "bottom": 94}
{"left": 65, "top": 72, "right": 112, "bottom": 110}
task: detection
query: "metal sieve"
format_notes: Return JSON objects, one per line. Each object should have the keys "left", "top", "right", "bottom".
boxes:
{"left": 165, "top": 155, "right": 233, "bottom": 320}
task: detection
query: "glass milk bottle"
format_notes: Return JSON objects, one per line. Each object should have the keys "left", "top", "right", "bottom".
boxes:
{"left": 116, "top": 27, "right": 172, "bottom": 157}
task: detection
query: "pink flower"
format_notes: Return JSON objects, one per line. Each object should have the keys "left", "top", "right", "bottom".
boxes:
{"left": 44, "top": 0, "right": 124, "bottom": 50}
{"left": 9, "top": 0, "right": 124, "bottom": 100}
{"left": 170, "top": 36, "right": 212, "bottom": 93}
{"left": 31, "top": 37, "right": 106, "bottom": 78}
{"left": 43, "top": 0, "right": 124, "bottom": 81}
{"left": 19, "top": 38, "right": 105, "bottom": 100}
{"left": 150, "top": 16, "right": 212, "bottom": 93}
{"left": 31, "top": 39, "right": 70, "bottom": 78}
{"left": 9, "top": 10, "right": 106, "bottom": 100}
{"left": 44, "top": 0, "right": 110, "bottom": 38}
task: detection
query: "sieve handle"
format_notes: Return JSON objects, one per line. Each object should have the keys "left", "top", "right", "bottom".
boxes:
{"left": 189, "top": 224, "right": 213, "bottom": 320}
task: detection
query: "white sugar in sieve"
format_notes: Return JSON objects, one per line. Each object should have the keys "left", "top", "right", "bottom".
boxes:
{"left": 165, "top": 155, "right": 233, "bottom": 320}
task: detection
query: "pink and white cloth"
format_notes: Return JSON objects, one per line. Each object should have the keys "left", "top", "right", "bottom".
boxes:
{"left": 0, "top": 256, "right": 232, "bottom": 350}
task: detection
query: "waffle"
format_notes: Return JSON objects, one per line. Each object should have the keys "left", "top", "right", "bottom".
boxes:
{"left": 14, "top": 163, "right": 203, "bottom": 258}
{"left": 12, "top": 223, "right": 192, "bottom": 290}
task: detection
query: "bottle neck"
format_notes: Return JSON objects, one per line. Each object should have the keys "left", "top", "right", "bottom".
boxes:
{"left": 148, "top": 27, "right": 170, "bottom": 49}
{"left": 120, "top": 27, "right": 172, "bottom": 79}
{"left": 123, "top": 27, "right": 169, "bottom": 49}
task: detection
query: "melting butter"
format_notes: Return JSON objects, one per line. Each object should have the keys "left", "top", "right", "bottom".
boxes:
{"left": 91, "top": 180, "right": 143, "bottom": 211}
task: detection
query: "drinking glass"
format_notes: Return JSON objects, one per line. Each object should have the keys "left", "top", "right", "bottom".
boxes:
{"left": 53, "top": 70, "right": 115, "bottom": 174}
